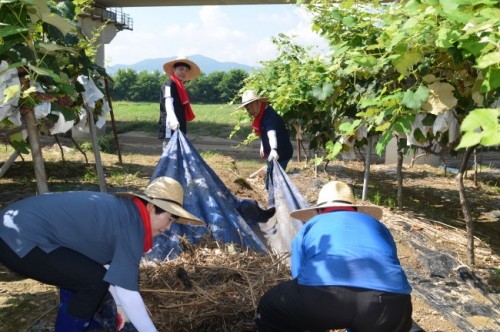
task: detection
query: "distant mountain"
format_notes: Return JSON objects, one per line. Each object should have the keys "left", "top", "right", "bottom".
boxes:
{"left": 106, "top": 54, "right": 256, "bottom": 76}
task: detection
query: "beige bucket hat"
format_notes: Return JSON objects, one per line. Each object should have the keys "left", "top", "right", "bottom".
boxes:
{"left": 118, "top": 176, "right": 205, "bottom": 226}
{"left": 236, "top": 90, "right": 268, "bottom": 110}
{"left": 290, "top": 180, "right": 383, "bottom": 222}
{"left": 163, "top": 56, "right": 201, "bottom": 81}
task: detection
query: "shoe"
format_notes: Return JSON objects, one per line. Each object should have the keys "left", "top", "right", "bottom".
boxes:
{"left": 55, "top": 288, "right": 93, "bottom": 332}
{"left": 236, "top": 199, "right": 276, "bottom": 223}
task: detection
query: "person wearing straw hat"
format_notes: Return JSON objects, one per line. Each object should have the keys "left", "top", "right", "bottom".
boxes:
{"left": 255, "top": 180, "right": 413, "bottom": 332}
{"left": 237, "top": 89, "right": 293, "bottom": 190}
{"left": 0, "top": 176, "right": 204, "bottom": 332}
{"left": 158, "top": 56, "right": 201, "bottom": 147}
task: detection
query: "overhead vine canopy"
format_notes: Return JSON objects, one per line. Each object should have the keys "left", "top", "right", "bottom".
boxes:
{"left": 0, "top": 0, "right": 110, "bottom": 153}
{"left": 241, "top": 0, "right": 499, "bottom": 158}
{"left": 239, "top": 0, "right": 499, "bottom": 266}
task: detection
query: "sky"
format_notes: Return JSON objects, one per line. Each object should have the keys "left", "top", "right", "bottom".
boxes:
{"left": 104, "top": 4, "right": 328, "bottom": 68}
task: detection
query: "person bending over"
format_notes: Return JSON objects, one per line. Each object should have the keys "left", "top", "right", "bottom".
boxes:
{"left": 255, "top": 180, "right": 413, "bottom": 332}
{"left": 0, "top": 177, "right": 205, "bottom": 331}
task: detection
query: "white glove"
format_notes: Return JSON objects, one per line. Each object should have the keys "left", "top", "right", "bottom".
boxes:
{"left": 169, "top": 121, "right": 179, "bottom": 131}
{"left": 268, "top": 149, "right": 279, "bottom": 161}
{"left": 116, "top": 305, "right": 130, "bottom": 331}
{"left": 260, "top": 142, "right": 265, "bottom": 158}
{"left": 267, "top": 130, "right": 278, "bottom": 161}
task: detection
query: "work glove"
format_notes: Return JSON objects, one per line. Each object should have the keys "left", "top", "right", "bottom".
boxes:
{"left": 169, "top": 120, "right": 179, "bottom": 131}
{"left": 268, "top": 149, "right": 279, "bottom": 161}
{"left": 116, "top": 305, "right": 130, "bottom": 331}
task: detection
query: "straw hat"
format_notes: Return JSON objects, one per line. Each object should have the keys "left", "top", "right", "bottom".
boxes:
{"left": 163, "top": 56, "right": 201, "bottom": 81}
{"left": 236, "top": 90, "right": 268, "bottom": 109}
{"left": 290, "top": 181, "right": 383, "bottom": 222}
{"left": 118, "top": 176, "right": 205, "bottom": 226}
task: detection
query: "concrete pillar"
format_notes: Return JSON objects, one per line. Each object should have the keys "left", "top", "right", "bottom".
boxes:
{"left": 78, "top": 16, "right": 118, "bottom": 68}
{"left": 385, "top": 137, "right": 441, "bottom": 166}
{"left": 73, "top": 17, "right": 118, "bottom": 139}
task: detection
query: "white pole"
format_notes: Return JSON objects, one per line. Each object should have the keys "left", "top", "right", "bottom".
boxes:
{"left": 362, "top": 136, "right": 372, "bottom": 201}
{"left": 85, "top": 107, "right": 107, "bottom": 192}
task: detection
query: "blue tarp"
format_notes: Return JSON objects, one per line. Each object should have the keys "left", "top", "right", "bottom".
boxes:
{"left": 259, "top": 159, "right": 308, "bottom": 253}
{"left": 146, "top": 131, "right": 269, "bottom": 260}
{"left": 96, "top": 132, "right": 310, "bottom": 331}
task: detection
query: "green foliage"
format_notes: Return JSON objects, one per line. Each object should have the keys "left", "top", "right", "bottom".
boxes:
{"left": 200, "top": 150, "right": 220, "bottom": 158}
{"left": 372, "top": 192, "right": 381, "bottom": 206}
{"left": 82, "top": 165, "right": 97, "bottom": 183}
{"left": 457, "top": 108, "right": 500, "bottom": 149}
{"left": 78, "top": 140, "right": 94, "bottom": 152}
{"left": 98, "top": 135, "right": 116, "bottom": 153}
{"left": 0, "top": 0, "right": 109, "bottom": 147}
{"left": 217, "top": 69, "right": 247, "bottom": 103}
{"left": 240, "top": 0, "right": 500, "bottom": 161}
{"left": 109, "top": 69, "right": 248, "bottom": 104}
{"left": 109, "top": 171, "right": 140, "bottom": 186}
{"left": 401, "top": 86, "right": 429, "bottom": 110}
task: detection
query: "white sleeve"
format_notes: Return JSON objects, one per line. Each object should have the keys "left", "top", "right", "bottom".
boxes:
{"left": 111, "top": 285, "right": 157, "bottom": 332}
{"left": 267, "top": 130, "right": 278, "bottom": 150}
{"left": 165, "top": 96, "right": 177, "bottom": 126}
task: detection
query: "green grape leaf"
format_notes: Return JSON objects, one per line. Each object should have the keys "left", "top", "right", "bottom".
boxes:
{"left": 475, "top": 51, "right": 500, "bottom": 69}
{"left": 457, "top": 108, "right": 500, "bottom": 149}
{"left": 376, "top": 130, "right": 393, "bottom": 156}
{"left": 392, "top": 51, "right": 422, "bottom": 76}
{"left": 27, "top": 64, "right": 62, "bottom": 83}
{"left": 38, "top": 42, "right": 75, "bottom": 54}
{"left": 401, "top": 85, "right": 429, "bottom": 110}
{"left": 0, "top": 25, "right": 28, "bottom": 38}
{"left": 325, "top": 140, "right": 343, "bottom": 160}
{"left": 311, "top": 83, "right": 334, "bottom": 101}
{"left": 481, "top": 68, "right": 500, "bottom": 92}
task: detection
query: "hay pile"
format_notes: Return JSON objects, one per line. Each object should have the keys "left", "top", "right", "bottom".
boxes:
{"left": 139, "top": 238, "right": 291, "bottom": 332}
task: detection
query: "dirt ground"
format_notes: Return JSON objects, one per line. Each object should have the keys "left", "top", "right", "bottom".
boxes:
{"left": 0, "top": 130, "right": 499, "bottom": 332}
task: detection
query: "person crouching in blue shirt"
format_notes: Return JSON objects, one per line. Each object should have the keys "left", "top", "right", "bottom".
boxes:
{"left": 255, "top": 180, "right": 413, "bottom": 332}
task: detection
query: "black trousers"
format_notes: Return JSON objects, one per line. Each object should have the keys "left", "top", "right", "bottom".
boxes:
{"left": 256, "top": 279, "right": 413, "bottom": 332}
{"left": 0, "top": 238, "right": 109, "bottom": 318}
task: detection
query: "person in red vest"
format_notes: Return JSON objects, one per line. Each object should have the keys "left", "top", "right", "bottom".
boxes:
{"left": 158, "top": 57, "right": 201, "bottom": 148}
{"left": 237, "top": 90, "right": 294, "bottom": 190}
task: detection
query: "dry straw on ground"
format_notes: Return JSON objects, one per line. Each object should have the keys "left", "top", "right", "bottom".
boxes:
{"left": 139, "top": 237, "right": 290, "bottom": 332}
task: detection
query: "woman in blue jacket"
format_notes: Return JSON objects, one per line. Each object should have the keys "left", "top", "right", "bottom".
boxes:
{"left": 256, "top": 180, "right": 413, "bottom": 332}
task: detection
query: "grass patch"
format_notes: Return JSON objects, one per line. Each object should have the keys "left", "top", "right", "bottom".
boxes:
{"left": 109, "top": 102, "right": 251, "bottom": 139}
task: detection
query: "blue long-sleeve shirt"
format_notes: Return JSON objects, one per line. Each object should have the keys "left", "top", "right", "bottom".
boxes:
{"left": 291, "top": 211, "right": 411, "bottom": 294}
{"left": 0, "top": 191, "right": 144, "bottom": 291}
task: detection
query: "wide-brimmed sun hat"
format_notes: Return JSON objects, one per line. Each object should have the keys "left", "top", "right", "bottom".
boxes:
{"left": 290, "top": 180, "right": 383, "bottom": 222}
{"left": 118, "top": 176, "right": 205, "bottom": 226}
{"left": 163, "top": 56, "right": 201, "bottom": 81}
{"left": 236, "top": 90, "right": 268, "bottom": 110}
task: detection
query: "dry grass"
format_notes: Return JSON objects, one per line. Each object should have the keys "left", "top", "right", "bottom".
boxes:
{"left": 139, "top": 237, "right": 290, "bottom": 332}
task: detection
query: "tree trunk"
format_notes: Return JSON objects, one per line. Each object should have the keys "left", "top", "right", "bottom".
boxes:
{"left": 22, "top": 109, "right": 49, "bottom": 194}
{"left": 456, "top": 146, "right": 476, "bottom": 266}
{"left": 397, "top": 148, "right": 404, "bottom": 210}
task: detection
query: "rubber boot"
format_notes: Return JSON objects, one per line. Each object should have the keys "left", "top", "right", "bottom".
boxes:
{"left": 55, "top": 288, "right": 91, "bottom": 332}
